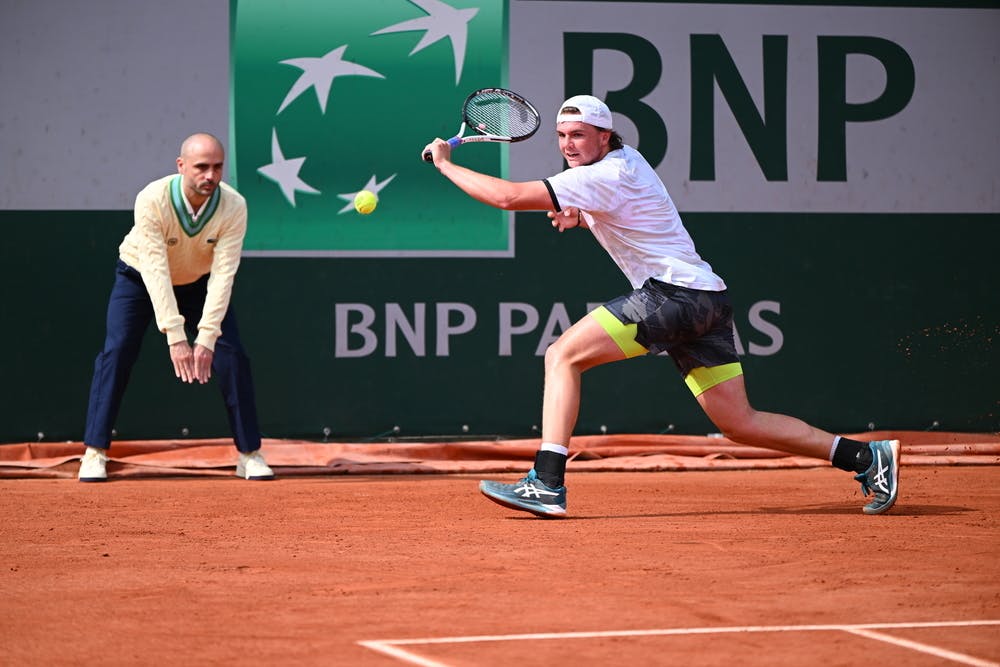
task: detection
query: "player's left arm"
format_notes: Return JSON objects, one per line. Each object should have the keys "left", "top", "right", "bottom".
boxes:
{"left": 548, "top": 207, "right": 586, "bottom": 233}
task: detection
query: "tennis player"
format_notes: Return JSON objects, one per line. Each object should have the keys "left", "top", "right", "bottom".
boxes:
{"left": 422, "top": 95, "right": 899, "bottom": 518}
{"left": 79, "top": 133, "right": 273, "bottom": 482}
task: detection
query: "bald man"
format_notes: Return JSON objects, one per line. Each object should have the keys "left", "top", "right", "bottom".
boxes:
{"left": 80, "top": 133, "right": 274, "bottom": 482}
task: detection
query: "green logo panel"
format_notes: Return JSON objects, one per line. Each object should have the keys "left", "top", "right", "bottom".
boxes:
{"left": 230, "top": 0, "right": 509, "bottom": 256}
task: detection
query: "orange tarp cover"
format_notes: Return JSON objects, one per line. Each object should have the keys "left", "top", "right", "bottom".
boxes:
{"left": 1, "top": 431, "right": 997, "bottom": 479}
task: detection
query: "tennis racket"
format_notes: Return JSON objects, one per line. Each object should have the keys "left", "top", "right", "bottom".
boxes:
{"left": 423, "top": 88, "right": 540, "bottom": 162}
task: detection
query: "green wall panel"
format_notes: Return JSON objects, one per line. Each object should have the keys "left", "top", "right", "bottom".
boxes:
{"left": 1, "top": 211, "right": 996, "bottom": 443}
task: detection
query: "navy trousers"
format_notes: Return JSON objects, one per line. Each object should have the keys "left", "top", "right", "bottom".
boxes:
{"left": 84, "top": 260, "right": 262, "bottom": 452}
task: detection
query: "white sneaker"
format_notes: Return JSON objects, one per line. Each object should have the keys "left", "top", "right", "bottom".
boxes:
{"left": 236, "top": 450, "right": 275, "bottom": 480}
{"left": 78, "top": 447, "right": 109, "bottom": 482}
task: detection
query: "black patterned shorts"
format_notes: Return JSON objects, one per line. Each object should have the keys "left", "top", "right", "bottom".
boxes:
{"left": 598, "top": 278, "right": 740, "bottom": 377}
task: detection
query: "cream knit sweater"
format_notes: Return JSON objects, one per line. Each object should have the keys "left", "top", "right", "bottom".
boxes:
{"left": 118, "top": 175, "right": 247, "bottom": 351}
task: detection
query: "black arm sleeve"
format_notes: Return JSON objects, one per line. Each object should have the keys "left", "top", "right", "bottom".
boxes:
{"left": 542, "top": 179, "right": 562, "bottom": 212}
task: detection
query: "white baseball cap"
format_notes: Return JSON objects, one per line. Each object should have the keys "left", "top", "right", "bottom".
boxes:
{"left": 556, "top": 95, "right": 613, "bottom": 130}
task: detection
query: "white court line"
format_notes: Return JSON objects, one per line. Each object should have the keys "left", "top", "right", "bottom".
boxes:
{"left": 356, "top": 641, "right": 452, "bottom": 667}
{"left": 358, "top": 620, "right": 1000, "bottom": 667}
{"left": 845, "top": 627, "right": 998, "bottom": 667}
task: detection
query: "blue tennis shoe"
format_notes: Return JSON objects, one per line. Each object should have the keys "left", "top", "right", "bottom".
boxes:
{"left": 854, "top": 439, "right": 900, "bottom": 515}
{"left": 480, "top": 469, "right": 567, "bottom": 518}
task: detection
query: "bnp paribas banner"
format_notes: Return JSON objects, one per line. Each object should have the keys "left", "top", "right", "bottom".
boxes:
{"left": 232, "top": 1, "right": 999, "bottom": 258}
{"left": 507, "top": 2, "right": 999, "bottom": 215}
{"left": 231, "top": 0, "right": 511, "bottom": 257}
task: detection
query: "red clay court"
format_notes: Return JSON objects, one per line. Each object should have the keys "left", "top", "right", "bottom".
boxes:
{"left": 1, "top": 431, "right": 998, "bottom": 665}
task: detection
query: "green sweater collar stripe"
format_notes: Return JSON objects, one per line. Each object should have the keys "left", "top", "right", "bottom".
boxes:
{"left": 170, "top": 175, "right": 220, "bottom": 236}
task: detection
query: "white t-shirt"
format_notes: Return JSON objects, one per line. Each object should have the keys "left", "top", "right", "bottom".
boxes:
{"left": 545, "top": 146, "right": 726, "bottom": 291}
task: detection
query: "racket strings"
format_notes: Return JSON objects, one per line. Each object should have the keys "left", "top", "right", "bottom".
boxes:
{"left": 465, "top": 92, "right": 539, "bottom": 139}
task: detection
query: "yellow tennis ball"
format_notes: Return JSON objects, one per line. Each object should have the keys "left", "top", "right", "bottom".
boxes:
{"left": 354, "top": 190, "right": 378, "bottom": 215}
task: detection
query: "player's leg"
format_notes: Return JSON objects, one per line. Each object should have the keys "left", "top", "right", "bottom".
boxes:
{"left": 669, "top": 284, "right": 899, "bottom": 514}
{"left": 479, "top": 307, "right": 633, "bottom": 518}
{"left": 693, "top": 372, "right": 899, "bottom": 514}
{"left": 81, "top": 261, "right": 154, "bottom": 481}
{"left": 665, "top": 286, "right": 864, "bottom": 462}
{"left": 694, "top": 373, "right": 836, "bottom": 459}
{"left": 540, "top": 310, "right": 630, "bottom": 446}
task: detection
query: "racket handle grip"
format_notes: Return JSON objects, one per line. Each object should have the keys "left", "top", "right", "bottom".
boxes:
{"left": 423, "top": 136, "right": 463, "bottom": 162}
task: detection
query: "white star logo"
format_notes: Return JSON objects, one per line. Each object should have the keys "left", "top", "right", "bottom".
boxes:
{"left": 337, "top": 174, "right": 397, "bottom": 214}
{"left": 371, "top": 0, "right": 478, "bottom": 85}
{"left": 277, "top": 45, "right": 384, "bottom": 114}
{"left": 256, "top": 129, "right": 320, "bottom": 207}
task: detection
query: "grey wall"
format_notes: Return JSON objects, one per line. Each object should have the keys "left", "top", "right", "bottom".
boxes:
{"left": 0, "top": 0, "right": 230, "bottom": 209}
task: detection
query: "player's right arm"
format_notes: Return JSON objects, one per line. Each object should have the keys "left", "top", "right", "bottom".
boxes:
{"left": 424, "top": 139, "right": 554, "bottom": 211}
